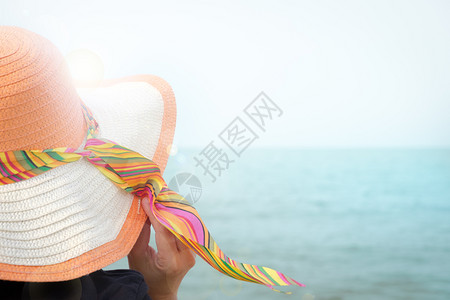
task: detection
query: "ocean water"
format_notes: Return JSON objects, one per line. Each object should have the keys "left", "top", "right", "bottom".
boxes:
{"left": 108, "top": 148, "right": 450, "bottom": 300}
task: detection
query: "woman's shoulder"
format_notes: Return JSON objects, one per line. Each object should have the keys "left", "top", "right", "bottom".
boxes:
{"left": 0, "top": 269, "right": 151, "bottom": 300}
{"left": 86, "top": 269, "right": 151, "bottom": 299}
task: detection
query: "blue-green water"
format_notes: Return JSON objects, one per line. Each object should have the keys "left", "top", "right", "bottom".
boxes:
{"left": 108, "top": 148, "right": 450, "bottom": 300}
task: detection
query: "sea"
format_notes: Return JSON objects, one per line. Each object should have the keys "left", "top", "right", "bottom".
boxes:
{"left": 107, "top": 148, "right": 450, "bottom": 300}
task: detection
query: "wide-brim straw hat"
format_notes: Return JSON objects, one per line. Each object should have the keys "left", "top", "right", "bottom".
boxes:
{"left": 0, "top": 26, "right": 176, "bottom": 281}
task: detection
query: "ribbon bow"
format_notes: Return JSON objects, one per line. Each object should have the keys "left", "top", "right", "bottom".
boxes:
{"left": 0, "top": 103, "right": 304, "bottom": 292}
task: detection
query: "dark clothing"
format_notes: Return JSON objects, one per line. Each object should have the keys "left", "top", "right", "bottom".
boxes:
{"left": 0, "top": 269, "right": 151, "bottom": 300}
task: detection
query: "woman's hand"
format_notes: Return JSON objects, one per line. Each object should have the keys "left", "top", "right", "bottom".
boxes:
{"left": 128, "top": 198, "right": 196, "bottom": 300}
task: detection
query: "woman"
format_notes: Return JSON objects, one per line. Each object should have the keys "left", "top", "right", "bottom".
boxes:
{"left": 0, "top": 25, "right": 193, "bottom": 299}
{"left": 0, "top": 25, "right": 303, "bottom": 299}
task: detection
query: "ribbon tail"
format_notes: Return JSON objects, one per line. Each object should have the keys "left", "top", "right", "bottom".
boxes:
{"left": 150, "top": 186, "right": 305, "bottom": 292}
{"left": 80, "top": 140, "right": 305, "bottom": 292}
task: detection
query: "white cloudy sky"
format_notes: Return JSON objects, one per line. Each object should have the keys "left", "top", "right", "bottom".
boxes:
{"left": 2, "top": 0, "right": 449, "bottom": 148}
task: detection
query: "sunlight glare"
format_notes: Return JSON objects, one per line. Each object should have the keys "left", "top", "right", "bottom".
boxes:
{"left": 65, "top": 49, "right": 104, "bottom": 88}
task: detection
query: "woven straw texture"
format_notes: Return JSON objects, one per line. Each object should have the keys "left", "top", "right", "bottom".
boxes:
{"left": 0, "top": 26, "right": 176, "bottom": 281}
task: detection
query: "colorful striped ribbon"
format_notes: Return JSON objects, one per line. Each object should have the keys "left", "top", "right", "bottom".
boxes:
{"left": 0, "top": 103, "right": 304, "bottom": 292}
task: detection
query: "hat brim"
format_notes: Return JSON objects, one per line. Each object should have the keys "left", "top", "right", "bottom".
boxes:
{"left": 0, "top": 75, "right": 176, "bottom": 281}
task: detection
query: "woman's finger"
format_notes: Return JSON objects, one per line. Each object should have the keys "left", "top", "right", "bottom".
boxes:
{"left": 128, "top": 220, "right": 150, "bottom": 257}
{"left": 142, "top": 197, "right": 195, "bottom": 260}
{"left": 141, "top": 196, "right": 152, "bottom": 217}
{"left": 142, "top": 197, "right": 179, "bottom": 257}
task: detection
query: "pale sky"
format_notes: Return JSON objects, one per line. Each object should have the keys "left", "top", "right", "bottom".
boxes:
{"left": 2, "top": 0, "right": 449, "bottom": 148}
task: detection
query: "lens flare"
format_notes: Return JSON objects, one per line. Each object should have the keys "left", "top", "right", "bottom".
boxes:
{"left": 167, "top": 143, "right": 178, "bottom": 156}
{"left": 65, "top": 49, "right": 104, "bottom": 88}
